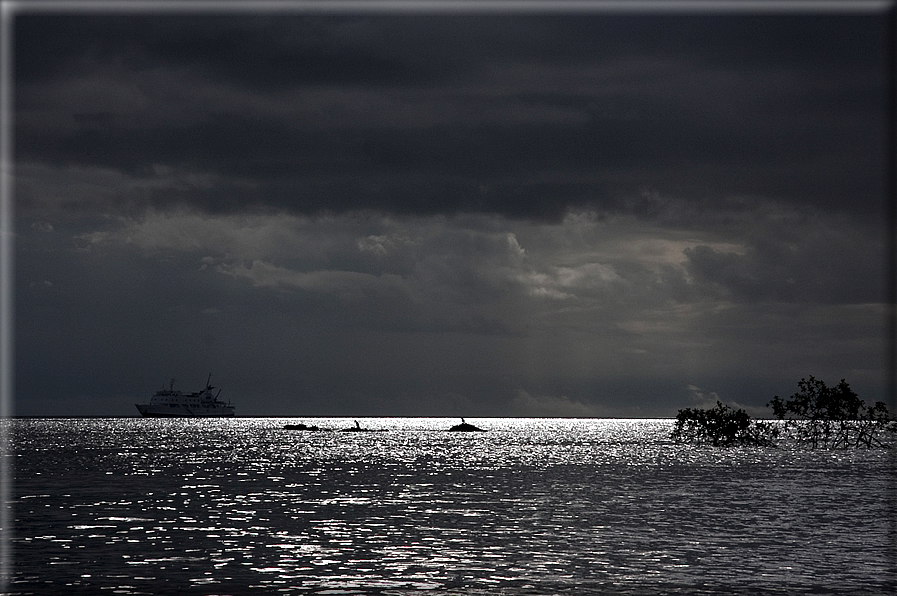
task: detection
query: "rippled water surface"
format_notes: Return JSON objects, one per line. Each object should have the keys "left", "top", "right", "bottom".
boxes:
{"left": 10, "top": 417, "right": 897, "bottom": 594}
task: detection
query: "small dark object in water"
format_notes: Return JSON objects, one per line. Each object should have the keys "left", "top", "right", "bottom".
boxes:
{"left": 449, "top": 418, "right": 485, "bottom": 432}
{"left": 339, "top": 420, "right": 384, "bottom": 432}
{"left": 341, "top": 420, "right": 364, "bottom": 432}
{"left": 284, "top": 423, "right": 325, "bottom": 431}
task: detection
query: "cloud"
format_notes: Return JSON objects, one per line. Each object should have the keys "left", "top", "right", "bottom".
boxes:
{"left": 15, "top": 14, "right": 887, "bottom": 221}
{"left": 686, "top": 383, "right": 721, "bottom": 409}
{"left": 217, "top": 259, "right": 409, "bottom": 303}
{"left": 357, "top": 233, "right": 417, "bottom": 256}
{"left": 16, "top": 201, "right": 891, "bottom": 413}
{"left": 15, "top": 161, "right": 236, "bottom": 217}
{"left": 31, "top": 221, "right": 54, "bottom": 233}
{"left": 515, "top": 261, "right": 622, "bottom": 301}
{"left": 53, "top": 199, "right": 885, "bottom": 345}
{"left": 683, "top": 209, "right": 885, "bottom": 304}
{"left": 510, "top": 389, "right": 612, "bottom": 418}
{"left": 685, "top": 383, "right": 773, "bottom": 419}
{"left": 12, "top": 12, "right": 890, "bottom": 415}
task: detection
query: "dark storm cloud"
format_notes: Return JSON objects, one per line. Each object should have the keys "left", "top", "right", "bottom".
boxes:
{"left": 12, "top": 6, "right": 892, "bottom": 417}
{"left": 683, "top": 211, "right": 887, "bottom": 304}
{"left": 15, "top": 11, "right": 888, "bottom": 221}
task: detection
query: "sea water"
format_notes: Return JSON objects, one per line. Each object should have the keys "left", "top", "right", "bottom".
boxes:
{"left": 8, "top": 417, "right": 897, "bottom": 595}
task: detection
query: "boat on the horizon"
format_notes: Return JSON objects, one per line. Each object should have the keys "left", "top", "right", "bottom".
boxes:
{"left": 135, "top": 375, "right": 234, "bottom": 417}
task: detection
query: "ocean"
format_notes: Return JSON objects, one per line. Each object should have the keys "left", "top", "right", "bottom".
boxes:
{"left": 8, "top": 417, "right": 897, "bottom": 595}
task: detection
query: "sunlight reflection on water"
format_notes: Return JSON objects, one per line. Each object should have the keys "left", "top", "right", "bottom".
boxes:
{"left": 10, "top": 417, "right": 897, "bottom": 594}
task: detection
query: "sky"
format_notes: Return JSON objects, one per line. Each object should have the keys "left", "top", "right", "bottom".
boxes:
{"left": 9, "top": 1, "right": 895, "bottom": 417}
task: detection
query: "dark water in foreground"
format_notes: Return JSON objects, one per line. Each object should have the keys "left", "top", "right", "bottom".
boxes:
{"left": 9, "top": 417, "right": 897, "bottom": 595}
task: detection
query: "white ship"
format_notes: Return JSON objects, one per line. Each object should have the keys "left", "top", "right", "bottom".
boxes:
{"left": 135, "top": 374, "right": 235, "bottom": 417}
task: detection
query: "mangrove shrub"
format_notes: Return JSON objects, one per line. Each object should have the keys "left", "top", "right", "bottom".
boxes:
{"left": 672, "top": 401, "right": 778, "bottom": 447}
{"left": 768, "top": 377, "right": 895, "bottom": 449}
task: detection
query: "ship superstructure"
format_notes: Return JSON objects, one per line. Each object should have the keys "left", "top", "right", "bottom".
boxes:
{"left": 135, "top": 374, "right": 235, "bottom": 417}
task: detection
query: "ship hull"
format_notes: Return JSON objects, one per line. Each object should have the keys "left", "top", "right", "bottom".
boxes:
{"left": 135, "top": 404, "right": 235, "bottom": 417}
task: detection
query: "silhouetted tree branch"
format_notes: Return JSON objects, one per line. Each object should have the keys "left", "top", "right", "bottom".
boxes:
{"left": 768, "top": 377, "right": 895, "bottom": 449}
{"left": 671, "top": 401, "right": 778, "bottom": 447}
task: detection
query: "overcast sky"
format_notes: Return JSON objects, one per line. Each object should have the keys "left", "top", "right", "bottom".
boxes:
{"left": 11, "top": 1, "right": 894, "bottom": 417}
